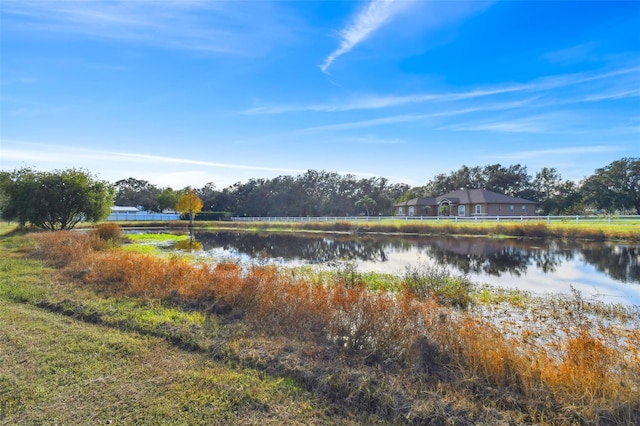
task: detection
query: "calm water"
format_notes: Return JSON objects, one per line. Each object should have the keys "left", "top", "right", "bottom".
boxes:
{"left": 156, "top": 230, "right": 640, "bottom": 305}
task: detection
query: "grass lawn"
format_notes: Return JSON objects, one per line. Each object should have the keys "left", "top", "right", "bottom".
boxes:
{"left": 0, "top": 301, "right": 334, "bottom": 425}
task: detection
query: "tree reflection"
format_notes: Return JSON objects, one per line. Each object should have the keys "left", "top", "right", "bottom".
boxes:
{"left": 187, "top": 231, "right": 639, "bottom": 284}
{"left": 580, "top": 244, "right": 640, "bottom": 283}
{"left": 424, "top": 241, "right": 535, "bottom": 277}
{"left": 174, "top": 231, "right": 203, "bottom": 251}
{"left": 193, "top": 232, "right": 388, "bottom": 263}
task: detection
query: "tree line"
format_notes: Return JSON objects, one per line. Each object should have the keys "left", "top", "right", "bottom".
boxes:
{"left": 1, "top": 157, "right": 638, "bottom": 230}
{"left": 112, "top": 158, "right": 639, "bottom": 217}
{"left": 117, "top": 171, "right": 410, "bottom": 218}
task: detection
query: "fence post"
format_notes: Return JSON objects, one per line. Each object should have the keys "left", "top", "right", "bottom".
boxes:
{"left": 608, "top": 215, "right": 611, "bottom": 225}
{"left": 576, "top": 215, "right": 579, "bottom": 224}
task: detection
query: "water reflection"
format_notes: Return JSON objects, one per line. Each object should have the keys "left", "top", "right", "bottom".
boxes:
{"left": 580, "top": 245, "right": 640, "bottom": 283}
{"left": 193, "top": 231, "right": 390, "bottom": 263}
{"left": 174, "top": 237, "right": 202, "bottom": 251}
{"left": 185, "top": 231, "right": 639, "bottom": 286}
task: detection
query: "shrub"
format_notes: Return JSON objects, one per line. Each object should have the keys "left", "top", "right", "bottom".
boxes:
{"left": 95, "top": 223, "right": 121, "bottom": 242}
{"left": 194, "top": 211, "right": 232, "bottom": 221}
{"left": 402, "top": 263, "right": 474, "bottom": 309}
{"left": 29, "top": 231, "right": 105, "bottom": 268}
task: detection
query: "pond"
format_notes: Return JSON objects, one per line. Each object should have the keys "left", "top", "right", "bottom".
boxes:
{"left": 142, "top": 230, "right": 640, "bottom": 305}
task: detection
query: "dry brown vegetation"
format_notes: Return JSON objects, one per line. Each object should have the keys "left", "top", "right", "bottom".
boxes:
{"left": 25, "top": 228, "right": 640, "bottom": 424}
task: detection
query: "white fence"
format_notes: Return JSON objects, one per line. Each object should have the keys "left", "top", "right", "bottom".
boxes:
{"left": 231, "top": 215, "right": 640, "bottom": 224}
{"left": 106, "top": 213, "right": 181, "bottom": 221}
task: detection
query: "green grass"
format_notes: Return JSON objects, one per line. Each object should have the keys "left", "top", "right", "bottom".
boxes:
{"left": 119, "top": 232, "right": 191, "bottom": 254}
{"left": 120, "top": 243, "right": 163, "bottom": 254}
{"left": 473, "top": 284, "right": 533, "bottom": 307}
{"left": 0, "top": 301, "right": 331, "bottom": 425}
{"left": 125, "top": 232, "right": 189, "bottom": 243}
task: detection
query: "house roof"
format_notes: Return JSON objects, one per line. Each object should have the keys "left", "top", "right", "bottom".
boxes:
{"left": 110, "top": 206, "right": 140, "bottom": 212}
{"left": 394, "top": 197, "right": 436, "bottom": 207}
{"left": 437, "top": 189, "right": 537, "bottom": 205}
{"left": 395, "top": 189, "right": 536, "bottom": 207}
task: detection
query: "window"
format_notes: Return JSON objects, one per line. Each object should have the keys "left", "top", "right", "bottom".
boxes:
{"left": 409, "top": 206, "right": 415, "bottom": 216}
{"left": 398, "top": 207, "right": 404, "bottom": 215}
{"left": 458, "top": 205, "right": 466, "bottom": 216}
{"left": 521, "top": 205, "right": 527, "bottom": 214}
{"left": 475, "top": 204, "right": 481, "bottom": 215}
{"left": 509, "top": 204, "right": 515, "bottom": 213}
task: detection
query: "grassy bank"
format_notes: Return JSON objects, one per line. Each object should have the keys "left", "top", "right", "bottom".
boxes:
{"left": 109, "top": 218, "right": 640, "bottom": 242}
{"left": 0, "top": 301, "right": 336, "bottom": 425}
{"left": 2, "top": 224, "right": 639, "bottom": 424}
{"left": 238, "top": 219, "right": 640, "bottom": 241}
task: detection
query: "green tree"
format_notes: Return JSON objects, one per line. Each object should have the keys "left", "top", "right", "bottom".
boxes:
{"left": 355, "top": 195, "right": 377, "bottom": 216}
{"left": 114, "top": 178, "right": 160, "bottom": 212}
{"left": 422, "top": 164, "right": 533, "bottom": 198}
{"left": 484, "top": 164, "right": 531, "bottom": 197}
{"left": 176, "top": 189, "right": 203, "bottom": 227}
{"left": 0, "top": 168, "right": 37, "bottom": 227}
{"left": 582, "top": 158, "right": 640, "bottom": 214}
{"left": 533, "top": 167, "right": 564, "bottom": 215}
{"left": 157, "top": 187, "right": 179, "bottom": 212}
{"left": 532, "top": 168, "right": 583, "bottom": 215}
{"left": 196, "top": 182, "right": 218, "bottom": 211}
{"left": 0, "top": 168, "right": 114, "bottom": 230}
{"left": 396, "top": 190, "right": 418, "bottom": 204}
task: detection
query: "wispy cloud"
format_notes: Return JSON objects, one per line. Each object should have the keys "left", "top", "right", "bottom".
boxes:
{"left": 320, "top": 0, "right": 410, "bottom": 73}
{"left": 247, "top": 65, "right": 640, "bottom": 114}
{"left": 442, "top": 113, "right": 565, "bottom": 134}
{"left": 298, "top": 111, "right": 455, "bottom": 133}
{"left": 491, "top": 145, "right": 622, "bottom": 162}
{"left": 442, "top": 110, "right": 595, "bottom": 135}
{"left": 530, "top": 66, "right": 640, "bottom": 93}
{"left": 244, "top": 85, "right": 527, "bottom": 114}
{"left": 293, "top": 100, "right": 532, "bottom": 133}
{"left": 1, "top": 0, "right": 294, "bottom": 56}
{"left": 338, "top": 136, "right": 404, "bottom": 145}
{"left": 0, "top": 142, "right": 306, "bottom": 174}
{"left": 544, "top": 41, "right": 600, "bottom": 64}
{"left": 580, "top": 88, "right": 640, "bottom": 102}
{"left": 447, "top": 119, "right": 546, "bottom": 134}
{"left": 0, "top": 141, "right": 388, "bottom": 186}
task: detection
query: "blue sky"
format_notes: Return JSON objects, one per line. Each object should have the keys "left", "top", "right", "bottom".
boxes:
{"left": 1, "top": 0, "right": 638, "bottom": 189}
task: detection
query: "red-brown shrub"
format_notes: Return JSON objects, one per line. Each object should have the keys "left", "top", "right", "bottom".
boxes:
{"left": 94, "top": 223, "right": 121, "bottom": 242}
{"left": 29, "top": 231, "right": 104, "bottom": 268}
